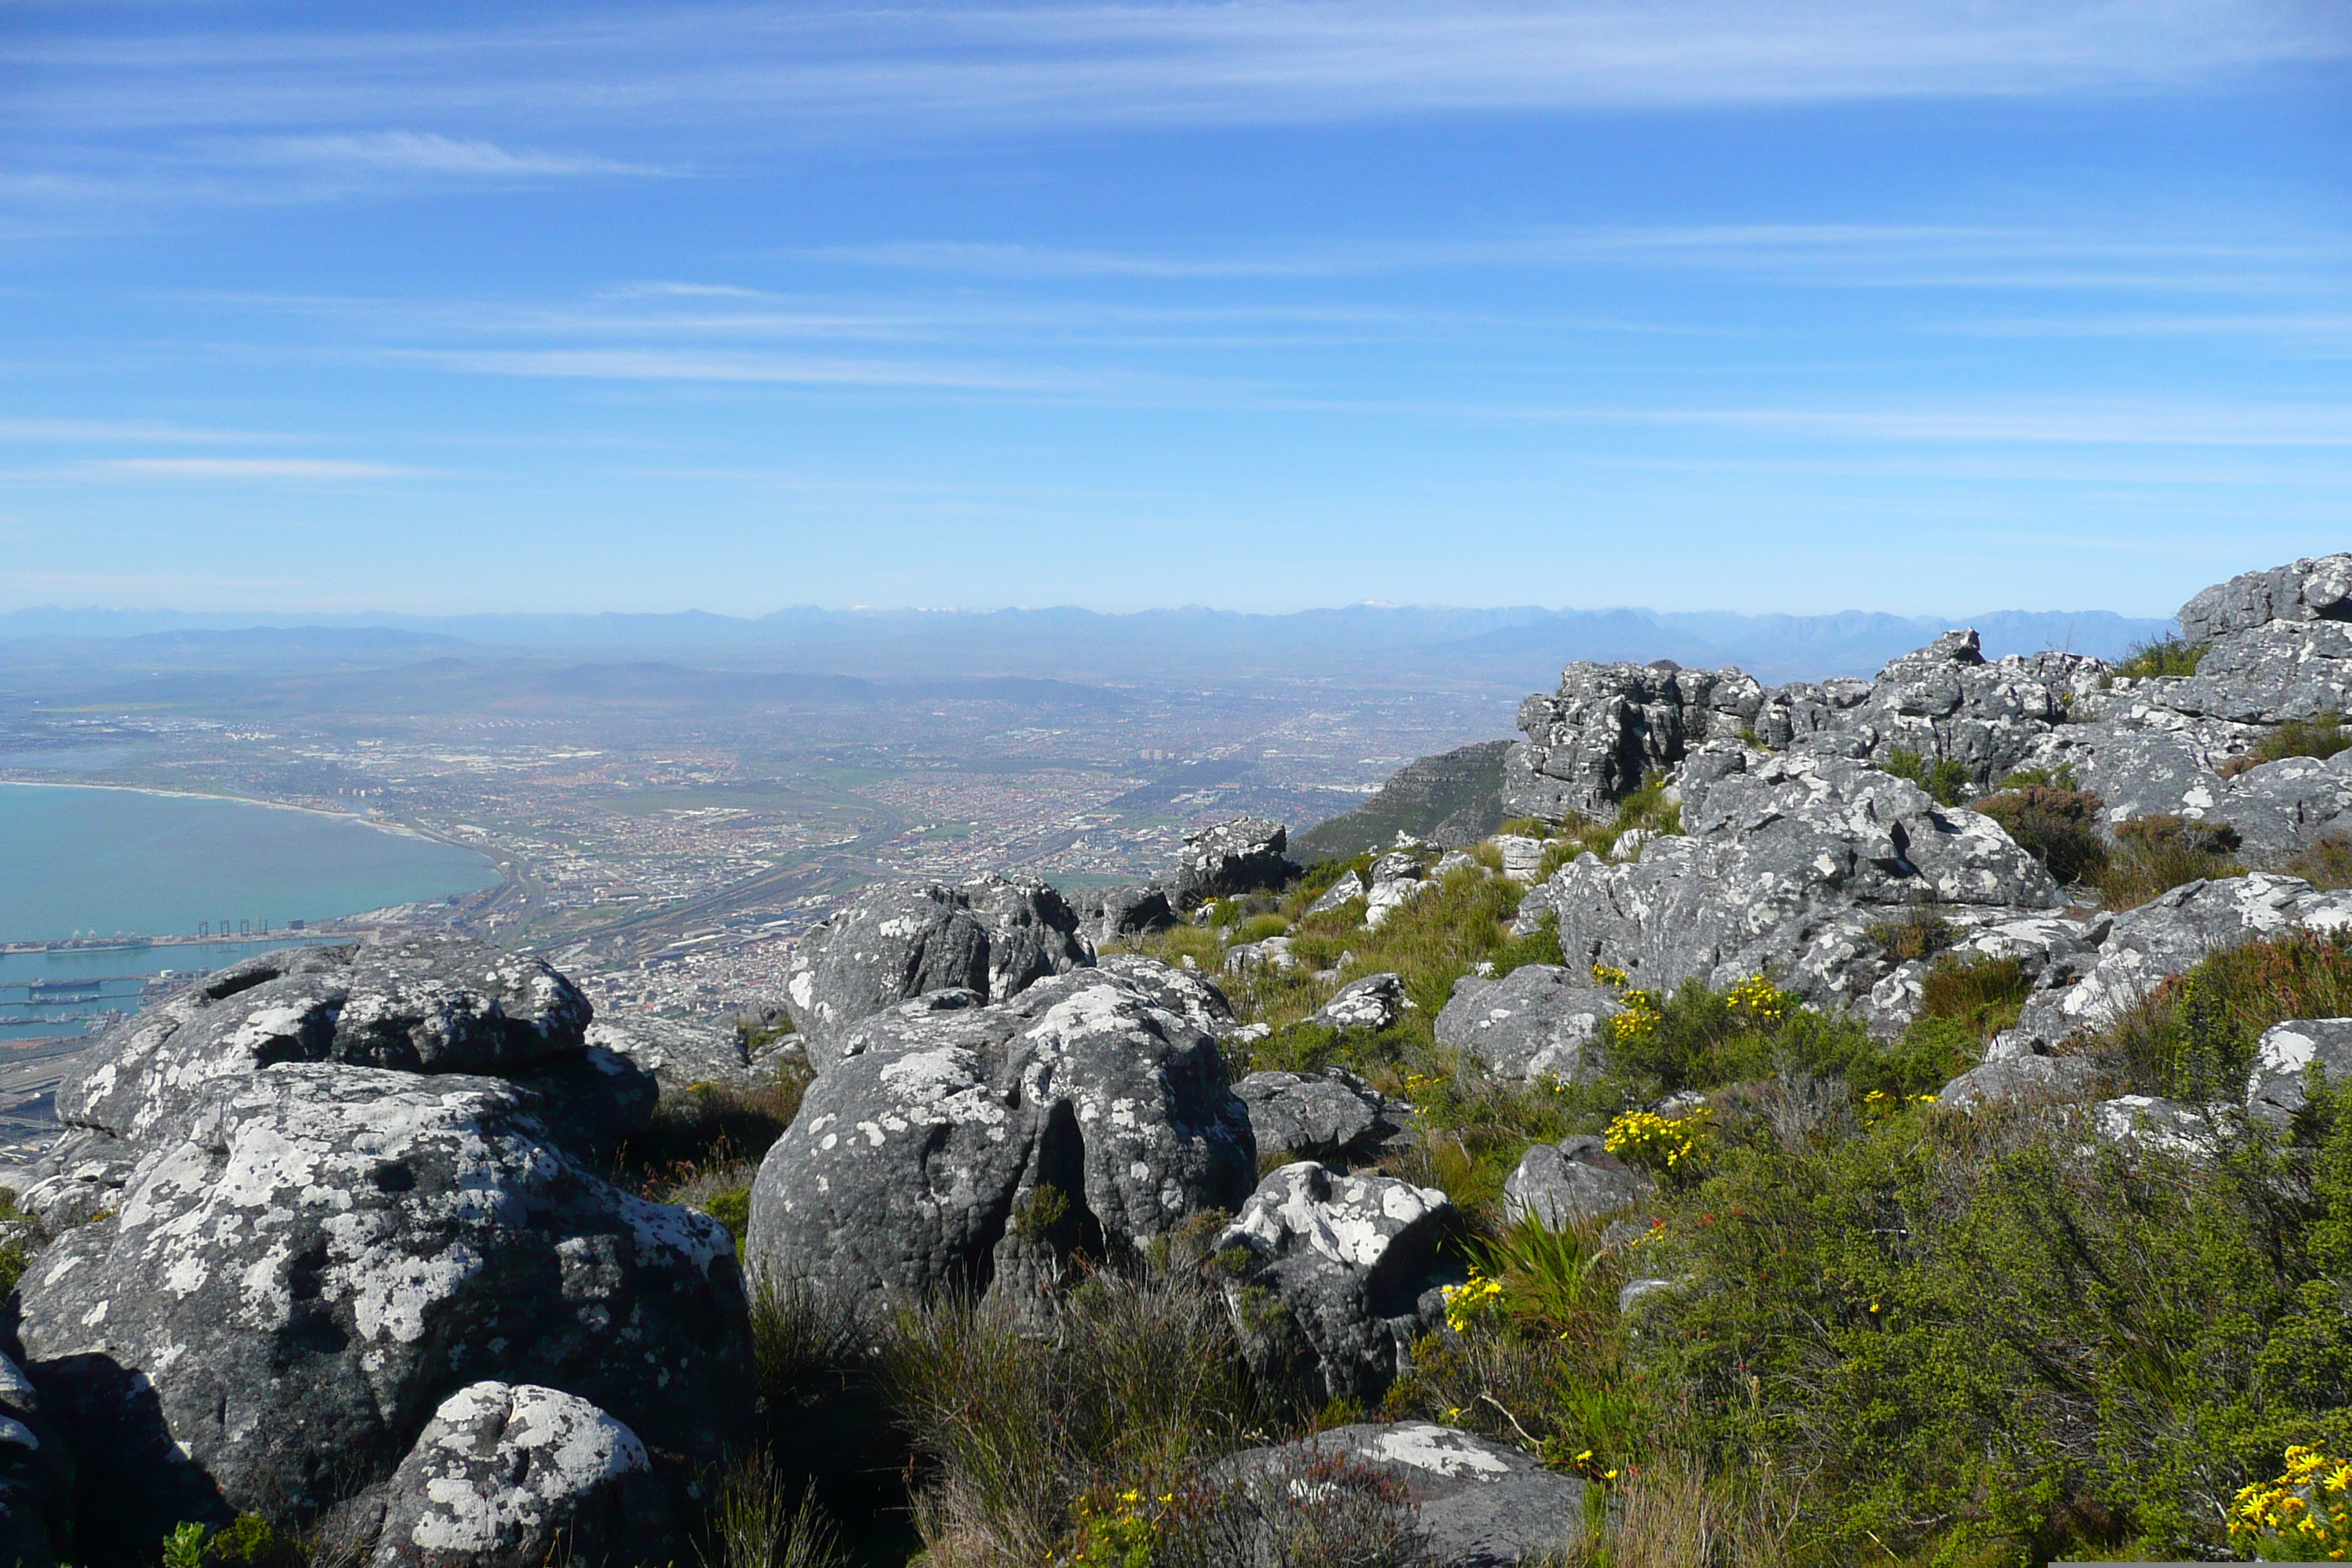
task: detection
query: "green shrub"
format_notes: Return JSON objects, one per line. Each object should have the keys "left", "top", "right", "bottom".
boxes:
{"left": 2224, "top": 712, "right": 2352, "bottom": 779}
{"left": 1865, "top": 910, "right": 1959, "bottom": 964}
{"left": 2099, "top": 814, "right": 2244, "bottom": 908}
{"left": 624, "top": 1063, "right": 813, "bottom": 1179}
{"left": 2110, "top": 636, "right": 2209, "bottom": 680}
{"left": 701, "top": 1452, "right": 852, "bottom": 1568}
{"left": 1975, "top": 785, "right": 2110, "bottom": 886}
{"left": 1883, "top": 747, "right": 1970, "bottom": 805}
{"left": 703, "top": 1186, "right": 751, "bottom": 1245}
{"left": 1998, "top": 763, "right": 2083, "bottom": 791}
{"left": 2103, "top": 926, "right": 2352, "bottom": 1100}
{"left": 1234, "top": 913, "right": 1290, "bottom": 944}
{"left": 204, "top": 1515, "right": 300, "bottom": 1568}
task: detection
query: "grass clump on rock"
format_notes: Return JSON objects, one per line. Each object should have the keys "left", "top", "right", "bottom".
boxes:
{"left": 2098, "top": 813, "right": 2244, "bottom": 908}
{"left": 1974, "top": 785, "right": 2109, "bottom": 887}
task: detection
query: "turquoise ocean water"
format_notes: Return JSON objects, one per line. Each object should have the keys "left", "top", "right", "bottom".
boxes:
{"left": 0, "top": 783, "right": 497, "bottom": 943}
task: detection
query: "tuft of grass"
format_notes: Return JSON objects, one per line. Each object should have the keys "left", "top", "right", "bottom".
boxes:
{"left": 699, "top": 1452, "right": 851, "bottom": 1568}
{"left": 2286, "top": 834, "right": 2352, "bottom": 891}
{"left": 2097, "top": 814, "right": 2244, "bottom": 909}
{"left": 2101, "top": 925, "right": 2352, "bottom": 1100}
{"left": 1997, "top": 764, "right": 2083, "bottom": 791}
{"left": 2222, "top": 712, "right": 2352, "bottom": 780}
{"left": 1866, "top": 911, "right": 1959, "bottom": 964}
{"left": 2109, "top": 636, "right": 2209, "bottom": 681}
{"left": 1882, "top": 747, "right": 1971, "bottom": 806}
{"left": 1915, "top": 953, "right": 2032, "bottom": 1040}
{"left": 1974, "top": 785, "right": 2109, "bottom": 886}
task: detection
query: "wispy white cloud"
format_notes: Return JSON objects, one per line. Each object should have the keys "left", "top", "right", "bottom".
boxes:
{"left": 232, "top": 130, "right": 660, "bottom": 179}
{"left": 88, "top": 457, "right": 416, "bottom": 479}
{"left": 0, "top": 417, "right": 284, "bottom": 443}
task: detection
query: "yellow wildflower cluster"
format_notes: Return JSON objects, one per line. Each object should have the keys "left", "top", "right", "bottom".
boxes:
{"left": 1591, "top": 963, "right": 1631, "bottom": 989}
{"left": 1441, "top": 1268, "right": 1504, "bottom": 1333}
{"left": 1058, "top": 1487, "right": 1175, "bottom": 1568}
{"left": 1861, "top": 1089, "right": 1940, "bottom": 1123}
{"left": 1605, "top": 1109, "right": 1708, "bottom": 1172}
{"left": 2231, "top": 1444, "right": 2352, "bottom": 1559}
{"left": 1610, "top": 990, "right": 1664, "bottom": 1044}
{"left": 1724, "top": 973, "right": 1791, "bottom": 1025}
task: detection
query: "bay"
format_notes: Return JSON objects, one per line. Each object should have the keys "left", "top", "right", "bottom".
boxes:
{"left": 0, "top": 783, "right": 498, "bottom": 944}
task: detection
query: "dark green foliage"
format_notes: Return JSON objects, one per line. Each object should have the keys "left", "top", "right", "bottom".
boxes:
{"left": 203, "top": 1515, "right": 299, "bottom": 1568}
{"left": 1915, "top": 953, "right": 2032, "bottom": 1039}
{"left": 0, "top": 1192, "right": 39, "bottom": 1303}
{"left": 704, "top": 1186, "right": 751, "bottom": 1245}
{"left": 1292, "top": 740, "right": 1509, "bottom": 863}
{"left": 1998, "top": 763, "right": 2083, "bottom": 791}
{"left": 2111, "top": 636, "right": 2209, "bottom": 680}
{"left": 1882, "top": 747, "right": 1970, "bottom": 805}
{"left": 1975, "top": 785, "right": 2110, "bottom": 886}
{"left": 2099, "top": 814, "right": 2244, "bottom": 909}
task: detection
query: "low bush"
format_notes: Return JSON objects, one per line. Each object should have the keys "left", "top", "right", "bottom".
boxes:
{"left": 2102, "top": 925, "right": 2352, "bottom": 1100}
{"left": 1882, "top": 747, "right": 1970, "bottom": 806}
{"left": 2109, "top": 635, "right": 2209, "bottom": 681}
{"left": 1865, "top": 910, "right": 1959, "bottom": 963}
{"left": 2223, "top": 712, "right": 2352, "bottom": 779}
{"left": 1974, "top": 785, "right": 2109, "bottom": 886}
{"left": 2098, "top": 813, "right": 2244, "bottom": 908}
{"left": 1998, "top": 763, "right": 2083, "bottom": 791}
{"left": 623, "top": 1064, "right": 813, "bottom": 1178}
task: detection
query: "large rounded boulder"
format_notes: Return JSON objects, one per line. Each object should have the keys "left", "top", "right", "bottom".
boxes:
{"left": 745, "top": 963, "right": 1254, "bottom": 1316}
{"left": 11, "top": 1065, "right": 749, "bottom": 1558}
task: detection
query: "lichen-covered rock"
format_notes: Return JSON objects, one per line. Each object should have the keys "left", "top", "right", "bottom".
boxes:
{"left": 745, "top": 968, "right": 1254, "bottom": 1319}
{"left": 368, "top": 1384, "right": 669, "bottom": 1568}
{"left": 1213, "top": 1162, "right": 1455, "bottom": 1402}
{"left": 1493, "top": 835, "right": 1547, "bottom": 884}
{"left": 1502, "top": 1136, "right": 1653, "bottom": 1229}
{"left": 1435, "top": 965, "right": 1618, "bottom": 1082}
{"left": 1516, "top": 746, "right": 2061, "bottom": 1011}
{"left": 2179, "top": 554, "right": 2352, "bottom": 642}
{"left": 780, "top": 876, "right": 1089, "bottom": 1058}
{"left": 584, "top": 1012, "right": 758, "bottom": 1094}
{"left": 1175, "top": 818, "right": 1296, "bottom": 908}
{"left": 14, "top": 1065, "right": 750, "bottom": 1555}
{"left": 1216, "top": 1422, "right": 1583, "bottom": 1568}
{"left": 2204, "top": 750, "right": 2352, "bottom": 859}
{"left": 1224, "top": 937, "right": 1297, "bottom": 976}
{"left": 1091, "top": 953, "right": 1243, "bottom": 1039}
{"left": 2015, "top": 874, "right": 2352, "bottom": 1040}
{"left": 1233, "top": 1070, "right": 1402, "bottom": 1163}
{"left": 56, "top": 938, "right": 592, "bottom": 1146}
{"left": 2245, "top": 1018, "right": 2352, "bottom": 1127}
{"left": 1072, "top": 882, "right": 1176, "bottom": 944}
{"left": 1305, "top": 870, "right": 1365, "bottom": 914}
{"left": 2090, "top": 1096, "right": 2222, "bottom": 1159}
{"left": 1312, "top": 973, "right": 1408, "bottom": 1032}
{"left": 1503, "top": 661, "right": 1766, "bottom": 820}
{"left": 1937, "top": 1052, "right": 2100, "bottom": 1108}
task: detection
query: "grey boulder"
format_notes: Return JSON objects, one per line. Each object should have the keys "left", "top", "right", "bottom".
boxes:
{"left": 1175, "top": 818, "right": 1296, "bottom": 908}
{"left": 14, "top": 1065, "right": 749, "bottom": 1553}
{"left": 56, "top": 938, "right": 592, "bottom": 1146}
{"left": 368, "top": 1383, "right": 668, "bottom": 1568}
{"left": 1937, "top": 1052, "right": 2100, "bottom": 1108}
{"left": 1233, "top": 1069, "right": 1403, "bottom": 1163}
{"left": 1305, "top": 871, "right": 1365, "bottom": 915}
{"left": 1313, "top": 972, "right": 1409, "bottom": 1032}
{"left": 1213, "top": 1162, "right": 1455, "bottom": 1402}
{"left": 1436, "top": 965, "right": 1619, "bottom": 1082}
{"left": 2244, "top": 1018, "right": 2352, "bottom": 1127}
{"left": 746, "top": 966, "right": 1254, "bottom": 1319}
{"left": 1503, "top": 1136, "right": 1654, "bottom": 1229}
{"left": 1217, "top": 1423, "right": 1583, "bottom": 1568}
{"left": 1074, "top": 882, "right": 1176, "bottom": 944}
{"left": 2179, "top": 553, "right": 2352, "bottom": 642}
{"left": 781, "top": 876, "right": 1089, "bottom": 1060}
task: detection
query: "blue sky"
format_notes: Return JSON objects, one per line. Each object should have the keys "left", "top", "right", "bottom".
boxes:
{"left": 1, "top": 1, "right": 2346, "bottom": 618}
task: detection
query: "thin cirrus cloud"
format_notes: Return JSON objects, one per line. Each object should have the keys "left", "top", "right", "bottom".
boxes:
{"left": 230, "top": 131, "right": 660, "bottom": 180}
{"left": 88, "top": 458, "right": 417, "bottom": 480}
{"left": 9, "top": 1, "right": 2343, "bottom": 142}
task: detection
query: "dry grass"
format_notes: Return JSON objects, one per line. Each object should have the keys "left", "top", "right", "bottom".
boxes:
{"left": 1564, "top": 1457, "right": 1798, "bottom": 1568}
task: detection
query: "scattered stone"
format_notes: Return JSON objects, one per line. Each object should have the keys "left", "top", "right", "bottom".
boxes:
{"left": 1436, "top": 965, "right": 1619, "bottom": 1082}
{"left": 1494, "top": 834, "right": 1548, "bottom": 885}
{"left": 1216, "top": 1422, "right": 1583, "bottom": 1568}
{"left": 1213, "top": 1161, "right": 1455, "bottom": 1402}
{"left": 746, "top": 967, "right": 1255, "bottom": 1319}
{"left": 1224, "top": 937, "right": 1297, "bottom": 976}
{"left": 1433, "top": 850, "right": 1479, "bottom": 877}
{"left": 2089, "top": 1096, "right": 2222, "bottom": 1159}
{"left": 2244, "top": 1018, "right": 2352, "bottom": 1127}
{"left": 368, "top": 1383, "right": 670, "bottom": 1568}
{"left": 1503, "top": 1135, "right": 1654, "bottom": 1229}
{"left": 1312, "top": 973, "right": 1409, "bottom": 1032}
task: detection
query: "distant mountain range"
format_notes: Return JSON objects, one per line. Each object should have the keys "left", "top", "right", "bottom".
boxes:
{"left": 0, "top": 603, "right": 2174, "bottom": 685}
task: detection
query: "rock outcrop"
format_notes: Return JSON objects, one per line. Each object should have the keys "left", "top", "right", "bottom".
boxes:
{"left": 1513, "top": 743, "right": 2062, "bottom": 1015}
{"left": 1233, "top": 1069, "right": 1405, "bottom": 1164}
{"left": 1175, "top": 818, "right": 1297, "bottom": 908}
{"left": 1213, "top": 1162, "right": 1455, "bottom": 1402}
{"left": 780, "top": 876, "right": 1090, "bottom": 1061}
{"left": 2245, "top": 1018, "right": 2352, "bottom": 1127}
{"left": 745, "top": 964, "right": 1254, "bottom": 1319}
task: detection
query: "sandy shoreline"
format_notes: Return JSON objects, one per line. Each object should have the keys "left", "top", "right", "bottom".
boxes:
{"left": 0, "top": 776, "right": 442, "bottom": 842}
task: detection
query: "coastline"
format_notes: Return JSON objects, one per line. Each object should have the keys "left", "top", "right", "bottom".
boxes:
{"left": 0, "top": 776, "right": 440, "bottom": 841}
